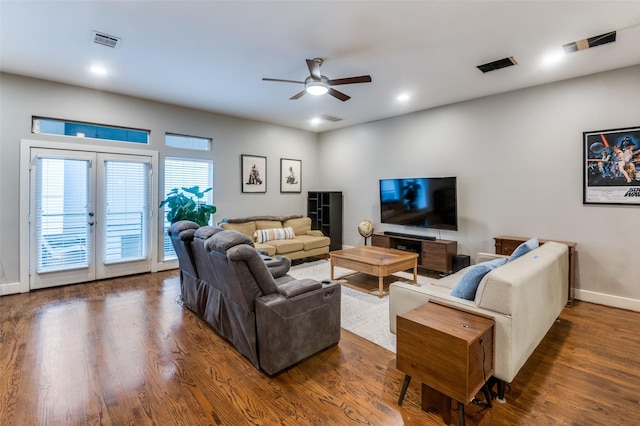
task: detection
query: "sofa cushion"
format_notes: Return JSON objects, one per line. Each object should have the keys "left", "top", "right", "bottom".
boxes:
{"left": 451, "top": 258, "right": 507, "bottom": 300}
{"left": 255, "top": 242, "right": 276, "bottom": 256}
{"left": 255, "top": 220, "right": 284, "bottom": 230}
{"left": 508, "top": 237, "right": 539, "bottom": 262}
{"left": 431, "top": 267, "right": 468, "bottom": 289}
{"left": 283, "top": 217, "right": 312, "bottom": 236}
{"left": 194, "top": 225, "right": 223, "bottom": 240}
{"left": 267, "top": 239, "right": 305, "bottom": 254}
{"left": 204, "top": 230, "right": 254, "bottom": 253}
{"left": 221, "top": 222, "right": 257, "bottom": 239}
{"left": 254, "top": 227, "right": 295, "bottom": 243}
{"left": 277, "top": 278, "right": 322, "bottom": 298}
{"left": 168, "top": 220, "right": 200, "bottom": 238}
{"left": 226, "top": 215, "right": 280, "bottom": 223}
{"left": 295, "top": 234, "right": 330, "bottom": 250}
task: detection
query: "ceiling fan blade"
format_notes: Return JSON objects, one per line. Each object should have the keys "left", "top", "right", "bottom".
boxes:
{"left": 328, "top": 88, "right": 350, "bottom": 101}
{"left": 289, "top": 90, "right": 307, "bottom": 100}
{"left": 306, "top": 59, "right": 322, "bottom": 81}
{"left": 263, "top": 78, "right": 305, "bottom": 84}
{"left": 328, "top": 75, "right": 372, "bottom": 86}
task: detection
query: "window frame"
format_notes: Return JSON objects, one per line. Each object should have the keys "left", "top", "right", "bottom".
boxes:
{"left": 161, "top": 156, "right": 214, "bottom": 261}
{"left": 32, "top": 116, "right": 150, "bottom": 145}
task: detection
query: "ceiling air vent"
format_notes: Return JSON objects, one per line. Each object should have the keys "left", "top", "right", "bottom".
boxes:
{"left": 320, "top": 114, "right": 343, "bottom": 122}
{"left": 563, "top": 31, "right": 616, "bottom": 53}
{"left": 477, "top": 56, "right": 518, "bottom": 73}
{"left": 93, "top": 31, "right": 120, "bottom": 48}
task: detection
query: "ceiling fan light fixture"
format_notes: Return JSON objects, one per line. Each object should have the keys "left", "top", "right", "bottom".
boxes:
{"left": 305, "top": 80, "right": 329, "bottom": 95}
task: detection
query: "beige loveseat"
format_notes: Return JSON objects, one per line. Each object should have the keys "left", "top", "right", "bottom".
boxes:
{"left": 389, "top": 241, "right": 568, "bottom": 401}
{"left": 220, "top": 215, "right": 330, "bottom": 260}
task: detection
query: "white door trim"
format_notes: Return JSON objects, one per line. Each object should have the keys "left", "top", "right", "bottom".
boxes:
{"left": 19, "top": 138, "right": 159, "bottom": 294}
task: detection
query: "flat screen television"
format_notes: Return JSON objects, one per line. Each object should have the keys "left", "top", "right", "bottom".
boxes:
{"left": 379, "top": 177, "right": 458, "bottom": 231}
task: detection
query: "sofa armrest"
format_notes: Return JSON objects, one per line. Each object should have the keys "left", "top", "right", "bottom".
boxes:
{"left": 255, "top": 281, "right": 341, "bottom": 375}
{"left": 260, "top": 254, "right": 291, "bottom": 278}
{"left": 476, "top": 252, "right": 508, "bottom": 264}
{"left": 306, "top": 230, "right": 325, "bottom": 237}
{"left": 277, "top": 278, "right": 322, "bottom": 298}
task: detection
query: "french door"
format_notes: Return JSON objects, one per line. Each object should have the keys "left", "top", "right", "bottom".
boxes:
{"left": 29, "top": 148, "right": 152, "bottom": 289}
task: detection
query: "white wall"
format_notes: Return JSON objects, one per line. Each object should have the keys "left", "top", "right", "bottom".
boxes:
{"left": 318, "top": 65, "right": 640, "bottom": 311}
{"left": 0, "top": 73, "right": 318, "bottom": 289}
{"left": 3, "top": 67, "right": 640, "bottom": 310}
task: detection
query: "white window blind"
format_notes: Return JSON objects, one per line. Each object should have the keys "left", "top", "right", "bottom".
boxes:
{"left": 104, "top": 160, "right": 151, "bottom": 264}
{"left": 35, "top": 157, "right": 90, "bottom": 273}
{"left": 163, "top": 158, "right": 213, "bottom": 260}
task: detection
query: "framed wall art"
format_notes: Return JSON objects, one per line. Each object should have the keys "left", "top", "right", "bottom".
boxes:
{"left": 241, "top": 154, "right": 267, "bottom": 193}
{"left": 280, "top": 158, "right": 301, "bottom": 193}
{"left": 583, "top": 126, "right": 640, "bottom": 205}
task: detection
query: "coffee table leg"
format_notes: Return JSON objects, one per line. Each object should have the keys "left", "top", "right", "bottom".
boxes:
{"left": 378, "top": 276, "right": 384, "bottom": 298}
{"left": 413, "top": 260, "right": 418, "bottom": 283}
{"left": 331, "top": 264, "right": 335, "bottom": 280}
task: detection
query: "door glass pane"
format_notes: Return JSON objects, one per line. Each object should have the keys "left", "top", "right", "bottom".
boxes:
{"left": 104, "top": 160, "right": 150, "bottom": 264}
{"left": 36, "top": 158, "right": 90, "bottom": 273}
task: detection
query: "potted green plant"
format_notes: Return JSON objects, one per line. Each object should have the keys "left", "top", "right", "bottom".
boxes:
{"left": 159, "top": 186, "right": 216, "bottom": 226}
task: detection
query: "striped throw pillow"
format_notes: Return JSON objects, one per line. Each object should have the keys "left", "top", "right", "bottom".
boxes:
{"left": 254, "top": 227, "right": 296, "bottom": 243}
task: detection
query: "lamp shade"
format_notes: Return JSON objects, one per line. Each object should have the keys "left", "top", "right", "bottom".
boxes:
{"left": 306, "top": 81, "right": 329, "bottom": 95}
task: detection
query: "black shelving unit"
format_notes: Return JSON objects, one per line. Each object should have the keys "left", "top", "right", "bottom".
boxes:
{"left": 307, "top": 191, "right": 343, "bottom": 251}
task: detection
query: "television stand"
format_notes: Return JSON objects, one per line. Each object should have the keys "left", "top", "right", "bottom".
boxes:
{"left": 383, "top": 231, "right": 436, "bottom": 241}
{"left": 372, "top": 233, "right": 457, "bottom": 274}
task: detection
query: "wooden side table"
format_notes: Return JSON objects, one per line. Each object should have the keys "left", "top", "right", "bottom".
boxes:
{"left": 494, "top": 236, "right": 576, "bottom": 306}
{"left": 396, "top": 301, "right": 495, "bottom": 425}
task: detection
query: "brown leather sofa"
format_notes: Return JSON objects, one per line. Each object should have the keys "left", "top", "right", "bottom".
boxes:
{"left": 168, "top": 220, "right": 341, "bottom": 375}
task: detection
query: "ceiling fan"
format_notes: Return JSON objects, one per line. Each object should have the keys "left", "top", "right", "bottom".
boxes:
{"left": 262, "top": 58, "right": 372, "bottom": 101}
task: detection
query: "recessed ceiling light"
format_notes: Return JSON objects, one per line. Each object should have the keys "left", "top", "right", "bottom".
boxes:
{"left": 90, "top": 65, "right": 107, "bottom": 75}
{"left": 397, "top": 93, "right": 410, "bottom": 102}
{"left": 310, "top": 117, "right": 322, "bottom": 125}
{"left": 542, "top": 49, "right": 565, "bottom": 66}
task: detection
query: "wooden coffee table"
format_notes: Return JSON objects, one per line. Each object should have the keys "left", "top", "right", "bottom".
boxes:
{"left": 329, "top": 246, "right": 418, "bottom": 297}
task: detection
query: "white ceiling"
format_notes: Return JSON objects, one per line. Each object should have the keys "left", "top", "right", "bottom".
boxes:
{"left": 2, "top": 1, "right": 640, "bottom": 132}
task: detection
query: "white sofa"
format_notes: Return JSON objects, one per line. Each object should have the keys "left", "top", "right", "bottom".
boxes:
{"left": 389, "top": 241, "right": 568, "bottom": 400}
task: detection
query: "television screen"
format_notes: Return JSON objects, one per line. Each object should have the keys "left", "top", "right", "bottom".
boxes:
{"left": 379, "top": 177, "right": 458, "bottom": 231}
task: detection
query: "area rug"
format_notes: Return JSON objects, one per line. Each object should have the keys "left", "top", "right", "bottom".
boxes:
{"left": 288, "top": 260, "right": 398, "bottom": 353}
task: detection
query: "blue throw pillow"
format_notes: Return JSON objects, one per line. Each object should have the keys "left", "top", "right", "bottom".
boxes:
{"left": 508, "top": 237, "right": 539, "bottom": 262}
{"left": 451, "top": 258, "right": 507, "bottom": 300}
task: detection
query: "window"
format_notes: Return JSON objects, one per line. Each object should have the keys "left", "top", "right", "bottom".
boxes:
{"left": 165, "top": 133, "right": 211, "bottom": 151}
{"left": 33, "top": 117, "right": 149, "bottom": 144}
{"left": 162, "top": 158, "right": 213, "bottom": 260}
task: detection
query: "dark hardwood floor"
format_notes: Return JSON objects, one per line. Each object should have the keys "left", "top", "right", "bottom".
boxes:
{"left": 1, "top": 270, "right": 639, "bottom": 425}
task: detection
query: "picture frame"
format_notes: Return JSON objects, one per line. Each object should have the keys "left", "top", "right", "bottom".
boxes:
{"left": 280, "top": 158, "right": 302, "bottom": 193}
{"left": 583, "top": 126, "right": 640, "bottom": 205}
{"left": 241, "top": 154, "right": 267, "bottom": 193}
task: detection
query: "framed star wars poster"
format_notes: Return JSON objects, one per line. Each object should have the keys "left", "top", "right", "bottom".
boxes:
{"left": 583, "top": 126, "right": 640, "bottom": 205}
